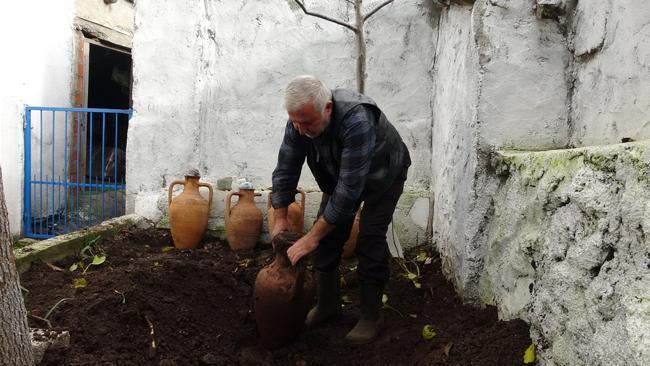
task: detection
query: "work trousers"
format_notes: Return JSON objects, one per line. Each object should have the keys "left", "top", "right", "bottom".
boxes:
{"left": 313, "top": 169, "right": 407, "bottom": 285}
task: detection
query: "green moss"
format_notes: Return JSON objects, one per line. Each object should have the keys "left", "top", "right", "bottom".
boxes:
{"left": 498, "top": 149, "right": 584, "bottom": 188}
{"left": 13, "top": 222, "right": 127, "bottom": 274}
{"left": 157, "top": 215, "right": 170, "bottom": 229}
{"left": 204, "top": 226, "right": 226, "bottom": 240}
{"left": 620, "top": 146, "right": 650, "bottom": 184}
{"left": 13, "top": 237, "right": 38, "bottom": 249}
{"left": 584, "top": 152, "right": 617, "bottom": 173}
{"left": 498, "top": 142, "right": 650, "bottom": 191}
{"left": 496, "top": 153, "right": 526, "bottom": 173}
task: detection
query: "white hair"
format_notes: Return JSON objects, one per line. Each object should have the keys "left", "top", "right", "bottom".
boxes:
{"left": 283, "top": 75, "right": 332, "bottom": 113}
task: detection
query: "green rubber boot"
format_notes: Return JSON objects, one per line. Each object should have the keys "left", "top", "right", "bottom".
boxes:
{"left": 345, "top": 282, "right": 384, "bottom": 345}
{"left": 304, "top": 269, "right": 342, "bottom": 329}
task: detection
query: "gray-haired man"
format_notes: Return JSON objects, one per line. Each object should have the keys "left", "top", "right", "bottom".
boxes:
{"left": 271, "top": 75, "right": 410, "bottom": 344}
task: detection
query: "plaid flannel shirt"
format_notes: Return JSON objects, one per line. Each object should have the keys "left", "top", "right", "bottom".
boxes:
{"left": 272, "top": 105, "right": 377, "bottom": 225}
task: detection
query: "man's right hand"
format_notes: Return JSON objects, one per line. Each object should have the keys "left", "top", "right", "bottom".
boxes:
{"left": 272, "top": 218, "right": 289, "bottom": 237}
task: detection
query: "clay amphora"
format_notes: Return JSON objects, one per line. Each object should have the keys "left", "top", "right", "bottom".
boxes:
{"left": 225, "top": 188, "right": 263, "bottom": 250}
{"left": 168, "top": 175, "right": 213, "bottom": 249}
{"left": 267, "top": 188, "right": 306, "bottom": 233}
{"left": 342, "top": 207, "right": 362, "bottom": 258}
{"left": 254, "top": 232, "right": 315, "bottom": 349}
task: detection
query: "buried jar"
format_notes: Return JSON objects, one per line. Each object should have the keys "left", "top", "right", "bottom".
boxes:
{"left": 253, "top": 232, "right": 315, "bottom": 349}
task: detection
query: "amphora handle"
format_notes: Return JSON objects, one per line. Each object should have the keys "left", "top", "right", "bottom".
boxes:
{"left": 198, "top": 182, "right": 214, "bottom": 210}
{"left": 225, "top": 191, "right": 240, "bottom": 223}
{"left": 296, "top": 188, "right": 306, "bottom": 215}
{"left": 167, "top": 180, "right": 185, "bottom": 206}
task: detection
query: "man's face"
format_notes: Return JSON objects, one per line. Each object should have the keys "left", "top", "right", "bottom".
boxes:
{"left": 288, "top": 100, "right": 332, "bottom": 138}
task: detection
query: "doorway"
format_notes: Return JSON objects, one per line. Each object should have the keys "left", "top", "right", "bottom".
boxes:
{"left": 86, "top": 43, "right": 132, "bottom": 183}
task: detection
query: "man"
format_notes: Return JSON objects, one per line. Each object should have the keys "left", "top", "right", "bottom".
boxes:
{"left": 271, "top": 75, "right": 411, "bottom": 344}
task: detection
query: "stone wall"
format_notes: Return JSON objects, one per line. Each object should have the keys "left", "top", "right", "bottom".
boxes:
{"left": 482, "top": 142, "right": 650, "bottom": 365}
{"left": 429, "top": 2, "right": 650, "bottom": 363}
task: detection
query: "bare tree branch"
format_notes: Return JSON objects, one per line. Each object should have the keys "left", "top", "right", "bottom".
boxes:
{"left": 293, "top": 0, "right": 358, "bottom": 33}
{"left": 363, "top": 0, "right": 395, "bottom": 21}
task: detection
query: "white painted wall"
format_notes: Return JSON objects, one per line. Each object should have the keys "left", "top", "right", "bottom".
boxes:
{"left": 128, "top": 0, "right": 435, "bottom": 221}
{"left": 475, "top": 0, "right": 570, "bottom": 149}
{"left": 430, "top": 4, "right": 482, "bottom": 296}
{"left": 431, "top": 0, "right": 570, "bottom": 298}
{"left": 0, "top": 1, "right": 75, "bottom": 237}
{"left": 429, "top": 1, "right": 650, "bottom": 363}
{"left": 570, "top": 0, "right": 650, "bottom": 146}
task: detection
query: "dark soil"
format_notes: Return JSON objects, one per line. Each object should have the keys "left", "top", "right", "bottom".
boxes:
{"left": 21, "top": 228, "right": 533, "bottom": 365}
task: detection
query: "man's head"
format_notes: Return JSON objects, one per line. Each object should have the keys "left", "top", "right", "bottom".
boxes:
{"left": 284, "top": 75, "right": 333, "bottom": 138}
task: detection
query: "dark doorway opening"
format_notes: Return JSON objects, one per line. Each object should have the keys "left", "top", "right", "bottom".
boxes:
{"left": 86, "top": 43, "right": 132, "bottom": 183}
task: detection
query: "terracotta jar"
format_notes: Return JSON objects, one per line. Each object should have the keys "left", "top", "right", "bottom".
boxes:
{"left": 168, "top": 175, "right": 213, "bottom": 249}
{"left": 225, "top": 188, "right": 263, "bottom": 250}
{"left": 254, "top": 232, "right": 315, "bottom": 349}
{"left": 267, "top": 188, "right": 306, "bottom": 234}
{"left": 342, "top": 207, "right": 362, "bottom": 258}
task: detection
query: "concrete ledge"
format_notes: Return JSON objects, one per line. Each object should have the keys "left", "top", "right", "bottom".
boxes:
{"left": 14, "top": 214, "right": 151, "bottom": 274}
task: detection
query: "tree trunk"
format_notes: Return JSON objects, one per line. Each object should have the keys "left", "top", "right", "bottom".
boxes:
{"left": 355, "top": 0, "right": 366, "bottom": 94}
{"left": 0, "top": 165, "right": 34, "bottom": 365}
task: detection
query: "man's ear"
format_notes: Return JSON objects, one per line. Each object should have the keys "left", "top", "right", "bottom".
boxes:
{"left": 325, "top": 100, "right": 333, "bottom": 113}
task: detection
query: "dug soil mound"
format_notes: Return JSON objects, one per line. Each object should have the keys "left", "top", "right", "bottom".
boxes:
{"left": 21, "top": 228, "right": 532, "bottom": 365}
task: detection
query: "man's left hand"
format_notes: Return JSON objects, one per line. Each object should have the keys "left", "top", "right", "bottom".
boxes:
{"left": 287, "top": 234, "right": 319, "bottom": 266}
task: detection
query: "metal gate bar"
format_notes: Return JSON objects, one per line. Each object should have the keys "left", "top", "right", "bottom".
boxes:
{"left": 23, "top": 106, "right": 131, "bottom": 239}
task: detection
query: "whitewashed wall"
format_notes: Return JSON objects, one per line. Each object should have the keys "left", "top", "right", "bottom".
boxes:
{"left": 570, "top": 0, "right": 650, "bottom": 145}
{"left": 429, "top": 1, "right": 650, "bottom": 364}
{"left": 127, "top": 0, "right": 436, "bottom": 241}
{"left": 430, "top": 4, "right": 482, "bottom": 296}
{"left": 0, "top": 1, "right": 75, "bottom": 237}
{"left": 431, "top": 0, "right": 571, "bottom": 298}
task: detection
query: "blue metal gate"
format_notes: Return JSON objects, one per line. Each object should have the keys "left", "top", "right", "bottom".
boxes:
{"left": 23, "top": 106, "right": 132, "bottom": 239}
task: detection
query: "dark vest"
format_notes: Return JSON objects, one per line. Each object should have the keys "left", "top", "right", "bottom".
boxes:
{"left": 305, "top": 89, "right": 410, "bottom": 202}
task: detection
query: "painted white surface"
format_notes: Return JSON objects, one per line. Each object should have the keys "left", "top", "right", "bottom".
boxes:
{"left": 430, "top": 3, "right": 484, "bottom": 297}
{"left": 570, "top": 0, "right": 650, "bottom": 146}
{"left": 475, "top": 0, "right": 570, "bottom": 149}
{"left": 430, "top": 3, "right": 650, "bottom": 363}
{"left": 0, "top": 1, "right": 75, "bottom": 236}
{"left": 127, "top": 0, "right": 435, "bottom": 219}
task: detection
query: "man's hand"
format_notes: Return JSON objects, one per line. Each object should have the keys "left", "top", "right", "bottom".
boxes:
{"left": 286, "top": 217, "right": 336, "bottom": 265}
{"left": 287, "top": 233, "right": 319, "bottom": 265}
